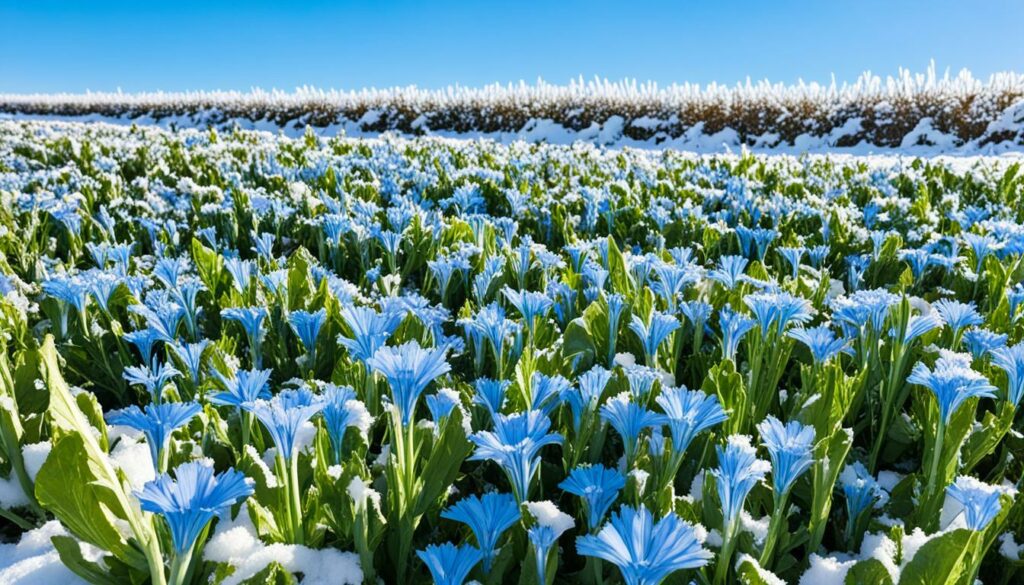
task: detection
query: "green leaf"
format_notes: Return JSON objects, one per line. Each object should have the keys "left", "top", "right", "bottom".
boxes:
{"left": 563, "top": 317, "right": 597, "bottom": 366}
{"left": 35, "top": 434, "right": 144, "bottom": 569}
{"left": 898, "top": 529, "right": 971, "bottom": 585}
{"left": 604, "top": 236, "right": 634, "bottom": 296}
{"left": 845, "top": 558, "right": 894, "bottom": 585}
{"left": 51, "top": 535, "right": 118, "bottom": 585}
{"left": 735, "top": 554, "right": 785, "bottom": 585}
{"left": 239, "top": 562, "right": 298, "bottom": 585}
{"left": 192, "top": 237, "right": 225, "bottom": 297}
{"left": 35, "top": 335, "right": 159, "bottom": 574}
{"left": 413, "top": 407, "right": 472, "bottom": 518}
{"left": 702, "top": 359, "right": 747, "bottom": 435}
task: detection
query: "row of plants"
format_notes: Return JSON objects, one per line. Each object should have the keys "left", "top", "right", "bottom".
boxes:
{"left": 0, "top": 120, "right": 1023, "bottom": 584}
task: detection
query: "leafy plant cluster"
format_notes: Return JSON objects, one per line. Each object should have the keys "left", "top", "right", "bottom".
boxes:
{"left": 0, "top": 119, "right": 1023, "bottom": 584}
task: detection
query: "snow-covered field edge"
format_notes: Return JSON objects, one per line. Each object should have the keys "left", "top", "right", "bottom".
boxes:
{"left": 4, "top": 66, "right": 1024, "bottom": 156}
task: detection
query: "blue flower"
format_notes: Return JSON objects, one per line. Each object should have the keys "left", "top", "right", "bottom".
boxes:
{"left": 224, "top": 256, "right": 255, "bottom": 292}
{"left": 932, "top": 299, "right": 983, "bottom": 340}
{"left": 743, "top": 292, "right": 814, "bottom": 339}
{"left": 367, "top": 341, "right": 451, "bottom": 426}
{"left": 907, "top": 353, "right": 997, "bottom": 424}
{"left": 123, "top": 361, "right": 182, "bottom": 402}
{"left": 559, "top": 464, "right": 626, "bottom": 530}
{"left": 136, "top": 461, "right": 253, "bottom": 554}
{"left": 655, "top": 387, "right": 728, "bottom": 457}
{"left": 712, "top": 436, "right": 770, "bottom": 527}
{"left": 650, "top": 264, "right": 700, "bottom": 310}
{"left": 963, "top": 233, "right": 1001, "bottom": 274}
{"left": 459, "top": 304, "right": 520, "bottom": 362}
{"left": 831, "top": 289, "right": 900, "bottom": 337}
{"left": 502, "top": 287, "right": 553, "bottom": 334}
{"left": 472, "top": 378, "right": 510, "bottom": 420}
{"left": 426, "top": 389, "right": 462, "bottom": 425}
{"left": 787, "top": 325, "right": 850, "bottom": 364}
{"left": 991, "top": 343, "right": 1024, "bottom": 406}
{"left": 808, "top": 245, "right": 830, "bottom": 268}
{"left": 529, "top": 372, "right": 570, "bottom": 415}
{"left": 719, "top": 305, "right": 755, "bottom": 361}
{"left": 708, "top": 255, "right": 748, "bottom": 290}
{"left": 945, "top": 476, "right": 1010, "bottom": 532}
{"left": 962, "top": 328, "right": 1007, "bottom": 360}
{"left": 337, "top": 304, "right": 403, "bottom": 364}
{"left": 43, "top": 275, "right": 90, "bottom": 314}
{"left": 210, "top": 368, "right": 272, "bottom": 409}
{"left": 900, "top": 249, "right": 932, "bottom": 281}
{"left": 599, "top": 395, "right": 667, "bottom": 466}
{"left": 251, "top": 231, "right": 276, "bottom": 260}
{"left": 679, "top": 300, "right": 713, "bottom": 333}
{"left": 561, "top": 366, "right": 611, "bottom": 433}
{"left": 130, "top": 296, "right": 185, "bottom": 343}
{"left": 628, "top": 311, "right": 680, "bottom": 367}
{"left": 900, "top": 312, "right": 944, "bottom": 344}
{"left": 469, "top": 410, "right": 563, "bottom": 502}
{"left": 623, "top": 365, "right": 660, "bottom": 401}
{"left": 289, "top": 308, "right": 327, "bottom": 355}
{"left": 153, "top": 257, "right": 189, "bottom": 288}
{"left": 169, "top": 279, "right": 205, "bottom": 338}
{"left": 526, "top": 506, "right": 573, "bottom": 583}
{"left": 416, "top": 543, "right": 483, "bottom": 585}
{"left": 576, "top": 505, "right": 712, "bottom": 585}
{"left": 839, "top": 462, "right": 887, "bottom": 524}
{"left": 169, "top": 340, "right": 210, "bottom": 388}
{"left": 1008, "top": 284, "right": 1024, "bottom": 322}
{"left": 221, "top": 306, "right": 268, "bottom": 367}
{"left": 756, "top": 416, "right": 816, "bottom": 495}
{"left": 321, "top": 384, "right": 370, "bottom": 462}
{"left": 248, "top": 388, "right": 325, "bottom": 461}
{"left": 124, "top": 328, "right": 162, "bottom": 366}
{"left": 441, "top": 492, "right": 520, "bottom": 571}
{"left": 606, "top": 293, "right": 627, "bottom": 362}
{"left": 777, "top": 246, "right": 805, "bottom": 280}
{"left": 106, "top": 402, "right": 202, "bottom": 469}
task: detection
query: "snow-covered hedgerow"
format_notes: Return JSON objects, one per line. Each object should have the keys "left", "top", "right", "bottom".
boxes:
{"left": 2, "top": 65, "right": 1024, "bottom": 152}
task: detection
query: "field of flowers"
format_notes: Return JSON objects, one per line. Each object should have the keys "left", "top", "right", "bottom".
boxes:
{"left": 0, "top": 119, "right": 1023, "bottom": 584}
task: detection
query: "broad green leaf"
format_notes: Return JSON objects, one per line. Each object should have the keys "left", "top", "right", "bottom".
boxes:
{"left": 898, "top": 529, "right": 971, "bottom": 585}
{"left": 845, "top": 558, "right": 894, "bottom": 585}
{"left": 35, "top": 434, "right": 144, "bottom": 569}
{"left": 736, "top": 555, "right": 785, "bottom": 584}
{"left": 239, "top": 562, "right": 299, "bottom": 585}
{"left": 51, "top": 535, "right": 118, "bottom": 585}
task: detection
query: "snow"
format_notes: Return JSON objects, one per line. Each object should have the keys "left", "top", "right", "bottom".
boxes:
{"left": 740, "top": 511, "right": 770, "bottom": 545}
{"left": 525, "top": 501, "right": 574, "bottom": 536}
{"left": 244, "top": 444, "right": 279, "bottom": 488}
{"left": 876, "top": 471, "right": 903, "bottom": 492}
{"left": 0, "top": 442, "right": 53, "bottom": 509}
{"left": 0, "top": 521, "right": 101, "bottom": 584}
{"left": 800, "top": 554, "right": 856, "bottom": 585}
{"left": 204, "top": 504, "right": 363, "bottom": 585}
{"left": 346, "top": 476, "right": 381, "bottom": 510}
{"left": 999, "top": 532, "right": 1022, "bottom": 560}
{"left": 689, "top": 472, "right": 704, "bottom": 503}
{"left": 343, "top": 400, "right": 373, "bottom": 440}
{"left": 22, "top": 442, "right": 51, "bottom": 481}
{"left": 108, "top": 436, "right": 155, "bottom": 490}
{"left": 736, "top": 553, "right": 786, "bottom": 585}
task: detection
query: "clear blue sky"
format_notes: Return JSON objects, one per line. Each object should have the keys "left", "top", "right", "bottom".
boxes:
{"left": 2, "top": 0, "right": 1022, "bottom": 93}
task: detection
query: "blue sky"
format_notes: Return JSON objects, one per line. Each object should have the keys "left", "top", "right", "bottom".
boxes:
{"left": 1, "top": 0, "right": 1021, "bottom": 93}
